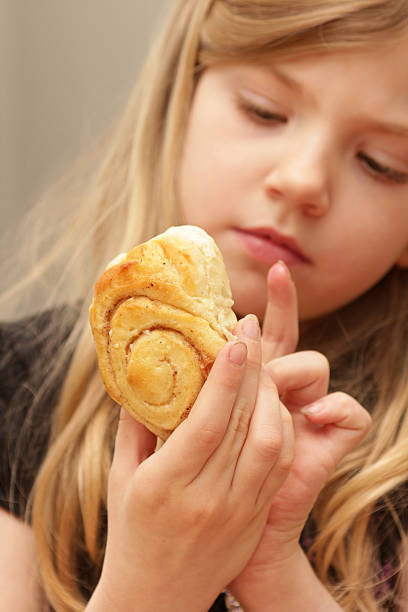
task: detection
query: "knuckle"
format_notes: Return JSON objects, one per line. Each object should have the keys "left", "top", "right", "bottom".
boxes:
{"left": 331, "top": 392, "right": 372, "bottom": 434}
{"left": 221, "top": 366, "right": 245, "bottom": 392}
{"left": 287, "top": 330, "right": 299, "bottom": 349}
{"left": 277, "top": 418, "right": 295, "bottom": 471}
{"left": 232, "top": 397, "right": 252, "bottom": 435}
{"left": 218, "top": 378, "right": 238, "bottom": 395}
{"left": 278, "top": 443, "right": 295, "bottom": 473}
{"left": 245, "top": 355, "right": 262, "bottom": 376}
{"left": 254, "top": 431, "right": 282, "bottom": 463}
{"left": 184, "top": 497, "right": 219, "bottom": 527}
{"left": 270, "top": 330, "right": 298, "bottom": 354}
{"left": 357, "top": 404, "right": 372, "bottom": 433}
{"left": 333, "top": 391, "right": 351, "bottom": 409}
{"left": 264, "top": 332, "right": 284, "bottom": 352}
{"left": 195, "top": 423, "right": 224, "bottom": 448}
{"left": 335, "top": 393, "right": 354, "bottom": 422}
{"left": 281, "top": 406, "right": 294, "bottom": 430}
{"left": 134, "top": 477, "right": 170, "bottom": 512}
{"left": 279, "top": 454, "right": 294, "bottom": 475}
{"left": 266, "top": 327, "right": 296, "bottom": 346}
{"left": 312, "top": 351, "right": 330, "bottom": 376}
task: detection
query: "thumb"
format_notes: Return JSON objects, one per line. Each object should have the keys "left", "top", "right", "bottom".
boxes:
{"left": 301, "top": 392, "right": 372, "bottom": 468}
{"left": 111, "top": 408, "right": 157, "bottom": 481}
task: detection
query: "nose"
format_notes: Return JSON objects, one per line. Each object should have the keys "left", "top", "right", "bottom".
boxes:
{"left": 264, "top": 132, "right": 331, "bottom": 217}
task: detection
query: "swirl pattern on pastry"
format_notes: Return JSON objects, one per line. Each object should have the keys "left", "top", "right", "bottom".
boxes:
{"left": 89, "top": 226, "right": 237, "bottom": 439}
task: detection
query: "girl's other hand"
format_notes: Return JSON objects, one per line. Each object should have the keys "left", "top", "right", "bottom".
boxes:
{"left": 229, "top": 262, "right": 371, "bottom": 606}
{"left": 88, "top": 314, "right": 295, "bottom": 612}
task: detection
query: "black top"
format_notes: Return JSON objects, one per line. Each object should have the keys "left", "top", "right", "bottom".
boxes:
{"left": 1, "top": 310, "right": 404, "bottom": 611}
{"left": 1, "top": 310, "right": 63, "bottom": 516}
{"left": 0, "top": 309, "right": 227, "bottom": 611}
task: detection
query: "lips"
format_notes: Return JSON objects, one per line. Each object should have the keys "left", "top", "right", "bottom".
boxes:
{"left": 234, "top": 227, "right": 311, "bottom": 267}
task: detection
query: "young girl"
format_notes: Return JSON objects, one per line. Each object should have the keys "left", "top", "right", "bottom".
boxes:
{"left": 1, "top": 0, "right": 408, "bottom": 610}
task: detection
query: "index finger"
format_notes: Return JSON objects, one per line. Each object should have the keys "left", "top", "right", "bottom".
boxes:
{"left": 155, "top": 340, "right": 248, "bottom": 482}
{"left": 262, "top": 261, "right": 299, "bottom": 362}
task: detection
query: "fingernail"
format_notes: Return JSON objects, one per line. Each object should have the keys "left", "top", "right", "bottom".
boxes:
{"left": 301, "top": 401, "right": 323, "bottom": 415}
{"left": 242, "top": 314, "right": 260, "bottom": 339}
{"left": 229, "top": 341, "right": 247, "bottom": 365}
{"left": 269, "top": 260, "right": 293, "bottom": 283}
{"left": 271, "top": 260, "right": 287, "bottom": 275}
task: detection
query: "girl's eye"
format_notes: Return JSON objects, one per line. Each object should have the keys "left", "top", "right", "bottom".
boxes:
{"left": 236, "top": 94, "right": 287, "bottom": 126}
{"left": 357, "top": 151, "right": 408, "bottom": 185}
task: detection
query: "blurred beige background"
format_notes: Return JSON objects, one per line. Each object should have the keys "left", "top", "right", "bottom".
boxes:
{"left": 1, "top": 0, "right": 171, "bottom": 236}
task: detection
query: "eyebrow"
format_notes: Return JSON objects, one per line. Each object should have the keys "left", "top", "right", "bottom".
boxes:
{"left": 267, "top": 66, "right": 304, "bottom": 95}
{"left": 265, "top": 65, "right": 408, "bottom": 139}
{"left": 365, "top": 120, "right": 408, "bottom": 138}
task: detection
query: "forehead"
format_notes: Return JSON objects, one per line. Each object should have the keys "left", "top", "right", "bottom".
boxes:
{"left": 258, "top": 37, "right": 408, "bottom": 109}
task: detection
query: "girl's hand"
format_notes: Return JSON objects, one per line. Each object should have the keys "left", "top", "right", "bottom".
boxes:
{"left": 89, "top": 314, "right": 295, "bottom": 612}
{"left": 229, "top": 263, "right": 372, "bottom": 606}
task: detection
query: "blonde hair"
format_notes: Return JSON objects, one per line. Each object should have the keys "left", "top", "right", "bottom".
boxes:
{"left": 2, "top": 1, "right": 408, "bottom": 610}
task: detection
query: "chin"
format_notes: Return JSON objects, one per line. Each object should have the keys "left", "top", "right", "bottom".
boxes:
{"left": 232, "top": 292, "right": 267, "bottom": 322}
{"left": 228, "top": 270, "right": 268, "bottom": 321}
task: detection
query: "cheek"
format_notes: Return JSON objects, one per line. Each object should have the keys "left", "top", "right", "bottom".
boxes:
{"left": 228, "top": 272, "right": 270, "bottom": 320}
{"left": 178, "top": 142, "right": 236, "bottom": 229}
{"left": 178, "top": 128, "right": 215, "bottom": 225}
{"left": 179, "top": 177, "right": 227, "bottom": 229}
{"left": 296, "top": 237, "right": 405, "bottom": 319}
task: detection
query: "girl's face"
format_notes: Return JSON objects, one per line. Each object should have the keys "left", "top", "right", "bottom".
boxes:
{"left": 178, "top": 39, "right": 408, "bottom": 320}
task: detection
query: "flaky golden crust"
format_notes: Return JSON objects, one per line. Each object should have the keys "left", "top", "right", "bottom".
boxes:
{"left": 89, "top": 226, "right": 236, "bottom": 439}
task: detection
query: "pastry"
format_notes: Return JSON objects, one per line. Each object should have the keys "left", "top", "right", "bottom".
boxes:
{"left": 89, "top": 225, "right": 237, "bottom": 439}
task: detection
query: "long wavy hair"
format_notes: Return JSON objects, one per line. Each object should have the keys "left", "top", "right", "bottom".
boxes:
{"left": 1, "top": 1, "right": 408, "bottom": 610}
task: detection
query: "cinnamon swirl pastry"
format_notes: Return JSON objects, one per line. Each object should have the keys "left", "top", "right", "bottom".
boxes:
{"left": 89, "top": 226, "right": 237, "bottom": 439}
